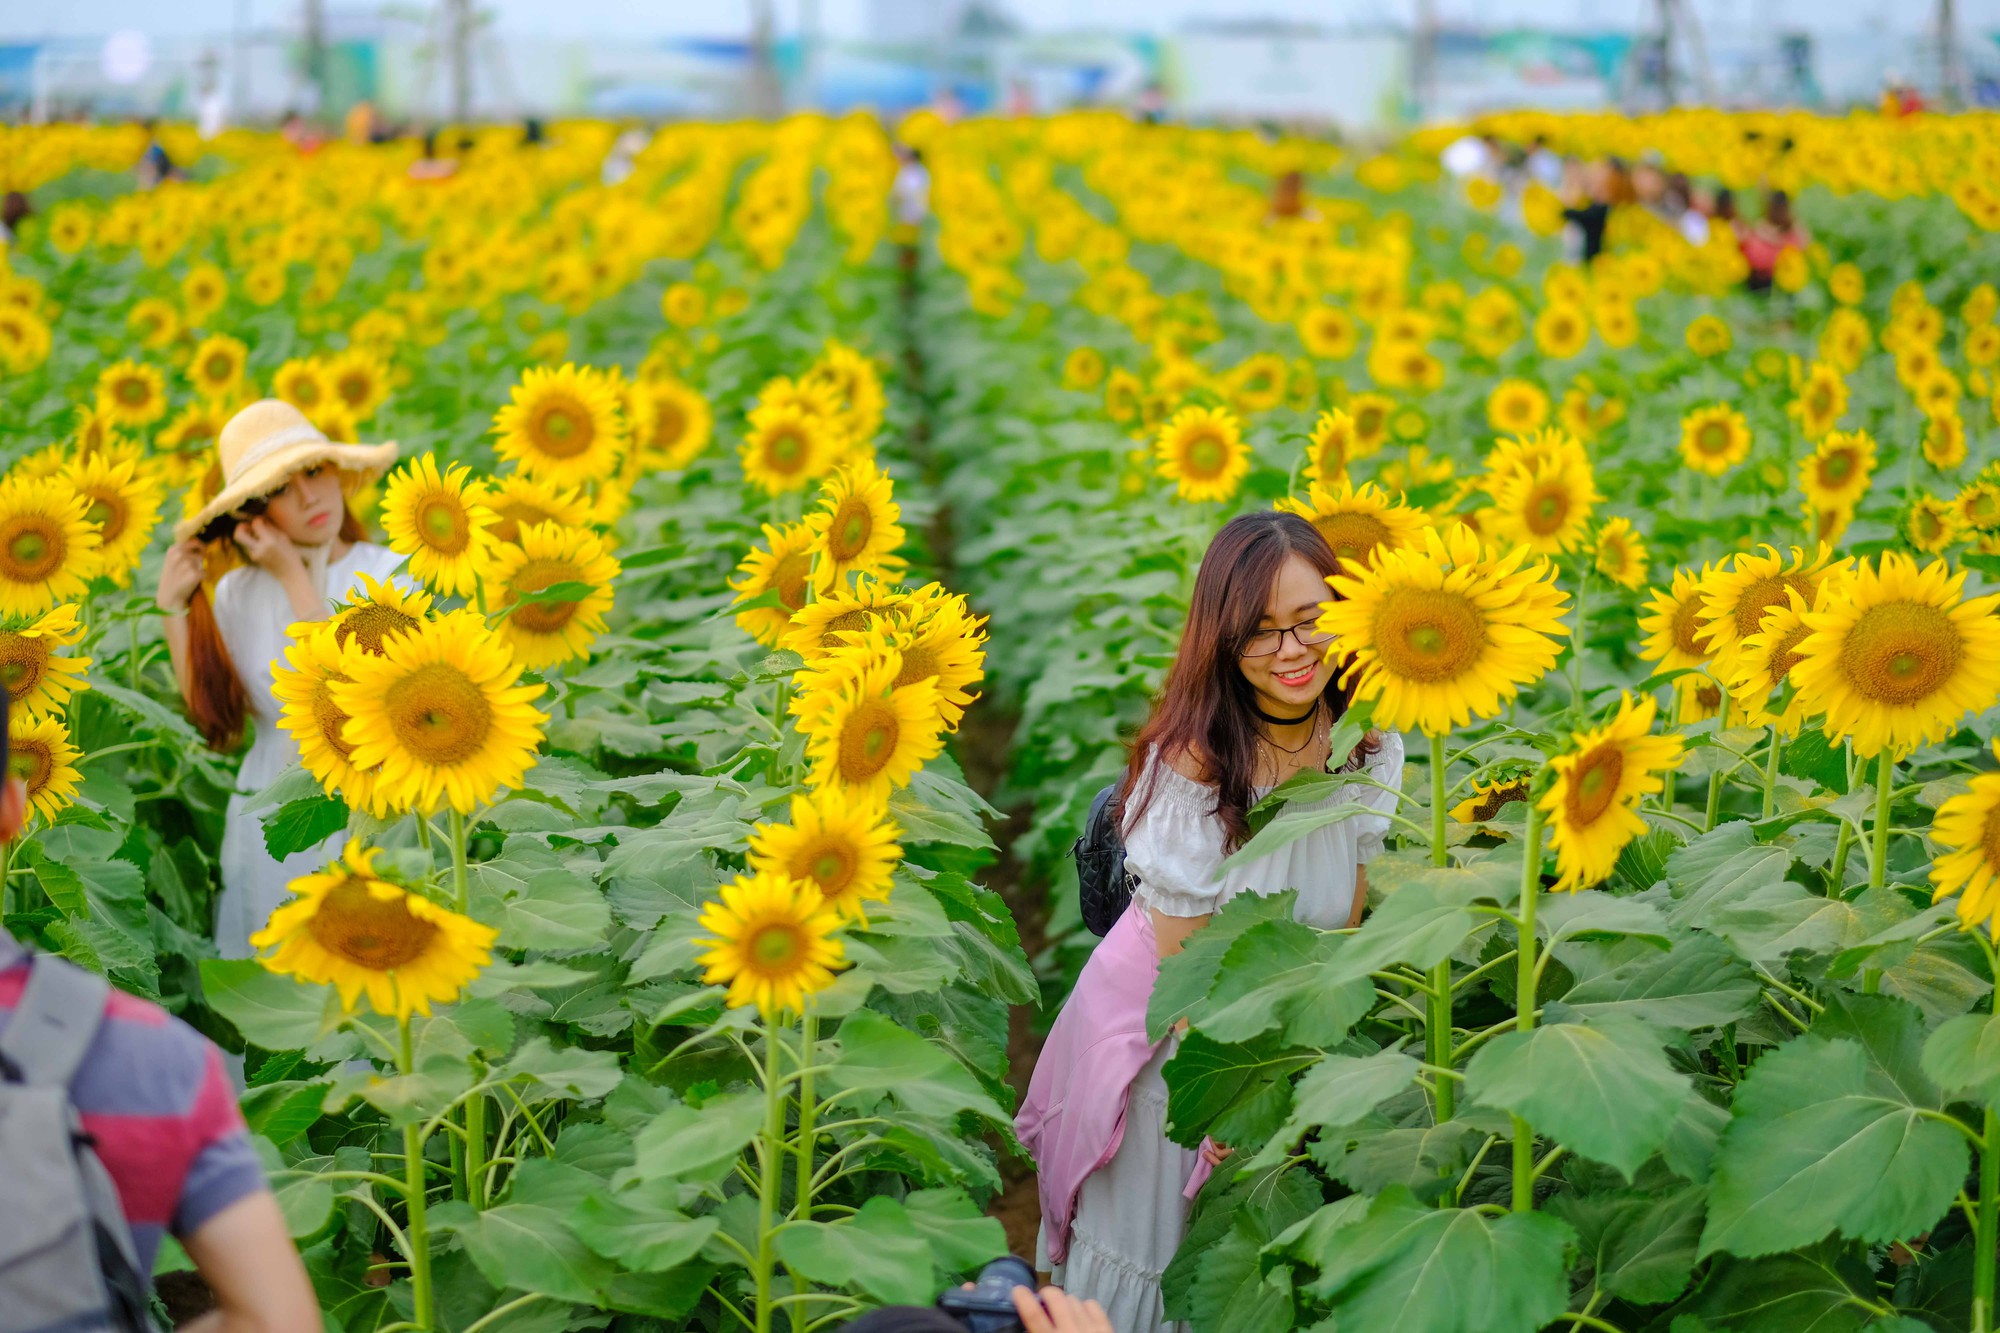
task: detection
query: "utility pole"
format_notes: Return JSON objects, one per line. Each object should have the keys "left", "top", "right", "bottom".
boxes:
{"left": 749, "top": 0, "right": 781, "bottom": 118}
{"left": 302, "top": 0, "right": 327, "bottom": 120}
{"left": 1410, "top": 0, "right": 1437, "bottom": 123}
{"left": 1937, "top": 0, "right": 1965, "bottom": 108}
{"left": 447, "top": 0, "right": 473, "bottom": 122}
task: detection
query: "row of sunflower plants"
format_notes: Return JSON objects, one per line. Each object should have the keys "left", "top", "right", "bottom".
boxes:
{"left": 0, "top": 119, "right": 1031, "bottom": 1332}
{"left": 910, "top": 111, "right": 2000, "bottom": 1331}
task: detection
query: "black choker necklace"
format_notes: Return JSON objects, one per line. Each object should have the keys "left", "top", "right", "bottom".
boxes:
{"left": 1252, "top": 701, "right": 1320, "bottom": 727}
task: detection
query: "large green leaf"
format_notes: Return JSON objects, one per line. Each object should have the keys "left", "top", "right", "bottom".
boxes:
{"left": 1195, "top": 919, "right": 1372, "bottom": 1047}
{"left": 628, "top": 1091, "right": 764, "bottom": 1186}
{"left": 496, "top": 1037, "right": 623, "bottom": 1103}
{"left": 1162, "top": 1030, "right": 1316, "bottom": 1150}
{"left": 1554, "top": 932, "right": 1760, "bottom": 1030}
{"left": 430, "top": 1201, "right": 611, "bottom": 1304}
{"left": 1702, "top": 1022, "right": 1966, "bottom": 1257}
{"left": 1923, "top": 1010, "right": 2000, "bottom": 1107}
{"left": 901, "top": 1189, "right": 1009, "bottom": 1276}
{"left": 1673, "top": 1244, "right": 1906, "bottom": 1333}
{"left": 1465, "top": 1016, "right": 1689, "bottom": 1178}
{"left": 569, "top": 1192, "right": 718, "bottom": 1272}
{"left": 1549, "top": 1183, "right": 1706, "bottom": 1304}
{"left": 823, "top": 1007, "right": 1009, "bottom": 1124}
{"left": 1148, "top": 890, "right": 1296, "bottom": 1042}
{"left": 1285, "top": 1186, "right": 1574, "bottom": 1333}
{"left": 772, "top": 1196, "right": 936, "bottom": 1306}
{"left": 200, "top": 959, "right": 343, "bottom": 1051}
{"left": 262, "top": 794, "right": 349, "bottom": 860}
{"left": 1663, "top": 823, "right": 1794, "bottom": 932}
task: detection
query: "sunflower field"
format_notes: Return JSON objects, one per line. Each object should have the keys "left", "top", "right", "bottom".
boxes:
{"left": 5, "top": 103, "right": 2000, "bottom": 1333}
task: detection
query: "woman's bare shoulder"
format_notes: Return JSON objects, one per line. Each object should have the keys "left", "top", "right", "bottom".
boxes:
{"left": 1158, "top": 744, "right": 1213, "bottom": 786}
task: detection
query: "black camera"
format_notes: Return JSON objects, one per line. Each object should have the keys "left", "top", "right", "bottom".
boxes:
{"left": 936, "top": 1255, "right": 1036, "bottom": 1332}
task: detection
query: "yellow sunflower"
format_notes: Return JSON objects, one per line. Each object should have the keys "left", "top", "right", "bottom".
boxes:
{"left": 159, "top": 399, "right": 231, "bottom": 453}
{"left": 1298, "top": 306, "right": 1359, "bottom": 360}
{"left": 1726, "top": 588, "right": 1817, "bottom": 734}
{"left": 1791, "top": 552, "right": 2000, "bottom": 759}
{"left": 1678, "top": 404, "right": 1752, "bottom": 476}
{"left": 1956, "top": 483, "right": 2000, "bottom": 534}
{"left": 1543, "top": 693, "right": 1685, "bottom": 892}
{"left": 1062, "top": 346, "right": 1107, "bottom": 391}
{"left": 60, "top": 453, "right": 161, "bottom": 588}
{"left": 1317, "top": 523, "right": 1570, "bottom": 737}
{"left": 330, "top": 573, "right": 434, "bottom": 658}
{"left": 1798, "top": 430, "right": 1877, "bottom": 514}
{"left": 826, "top": 606, "right": 987, "bottom": 733}
{"left": 661, "top": 281, "right": 707, "bottom": 328}
{"left": 1686, "top": 315, "right": 1734, "bottom": 359}
{"left": 1924, "top": 411, "right": 1968, "bottom": 470}
{"left": 326, "top": 347, "right": 391, "bottom": 422}
{"left": 1153, "top": 405, "right": 1250, "bottom": 504}
{"left": 482, "top": 521, "right": 622, "bottom": 669}
{"left": 1104, "top": 368, "right": 1144, "bottom": 425}
{"left": 808, "top": 455, "right": 907, "bottom": 594}
{"left": 740, "top": 403, "right": 840, "bottom": 494}
{"left": 9, "top": 713, "right": 83, "bottom": 823}
{"left": 747, "top": 789, "right": 902, "bottom": 925}
{"left": 1534, "top": 302, "right": 1590, "bottom": 359}
{"left": 493, "top": 364, "right": 626, "bottom": 488}
{"left": 485, "top": 474, "right": 593, "bottom": 547}
{"left": 1592, "top": 516, "right": 1649, "bottom": 589}
{"left": 1488, "top": 455, "right": 1600, "bottom": 556}
{"left": 378, "top": 454, "right": 499, "bottom": 598}
{"left": 731, "top": 520, "right": 819, "bottom": 648}
{"left": 127, "top": 298, "right": 181, "bottom": 351}
{"left": 94, "top": 361, "right": 168, "bottom": 429}
{"left": 1451, "top": 777, "right": 1532, "bottom": 824}
{"left": 1346, "top": 393, "right": 1395, "bottom": 457}
{"left": 272, "top": 358, "right": 333, "bottom": 415}
{"left": 1485, "top": 379, "right": 1550, "bottom": 436}
{"left": 1226, "top": 352, "right": 1290, "bottom": 414}
{"left": 331, "top": 609, "right": 549, "bottom": 815}
{"left": 0, "top": 477, "right": 102, "bottom": 617}
{"left": 272, "top": 622, "right": 379, "bottom": 813}
{"left": 638, "top": 380, "right": 713, "bottom": 470}
{"left": 182, "top": 265, "right": 230, "bottom": 321}
{"left": 0, "top": 604, "right": 90, "bottom": 720}
{"left": 1275, "top": 479, "right": 1429, "bottom": 570}
{"left": 793, "top": 649, "right": 946, "bottom": 807}
{"left": 1928, "top": 741, "right": 2000, "bottom": 935}
{"left": 1791, "top": 361, "right": 1849, "bottom": 440}
{"left": 694, "top": 870, "right": 846, "bottom": 1018}
{"left": 187, "top": 335, "right": 249, "bottom": 401}
{"left": 781, "top": 573, "right": 907, "bottom": 665}
{"left": 1303, "top": 409, "right": 1357, "bottom": 488}
{"left": 1906, "top": 496, "right": 1960, "bottom": 554}
{"left": 1698, "top": 545, "right": 1846, "bottom": 681}
{"left": 251, "top": 841, "right": 497, "bottom": 1018}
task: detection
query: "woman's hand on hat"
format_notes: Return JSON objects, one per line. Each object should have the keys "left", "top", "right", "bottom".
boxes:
{"left": 156, "top": 538, "right": 205, "bottom": 614}
{"left": 234, "top": 516, "right": 305, "bottom": 580}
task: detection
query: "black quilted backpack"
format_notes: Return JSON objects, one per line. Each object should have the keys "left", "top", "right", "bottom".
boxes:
{"left": 1073, "top": 779, "right": 1133, "bottom": 936}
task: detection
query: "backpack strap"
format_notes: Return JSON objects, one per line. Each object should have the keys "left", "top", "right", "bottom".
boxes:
{"left": 0, "top": 952, "right": 110, "bottom": 1087}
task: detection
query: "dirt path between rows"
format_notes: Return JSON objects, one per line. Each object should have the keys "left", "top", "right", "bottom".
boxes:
{"left": 893, "top": 252, "right": 1047, "bottom": 1261}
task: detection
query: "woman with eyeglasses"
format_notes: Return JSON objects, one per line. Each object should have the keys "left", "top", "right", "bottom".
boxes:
{"left": 1016, "top": 511, "right": 1404, "bottom": 1333}
{"left": 154, "top": 399, "right": 402, "bottom": 958}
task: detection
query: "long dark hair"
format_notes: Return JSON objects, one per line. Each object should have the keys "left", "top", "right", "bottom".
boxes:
{"left": 1120, "top": 511, "right": 1371, "bottom": 856}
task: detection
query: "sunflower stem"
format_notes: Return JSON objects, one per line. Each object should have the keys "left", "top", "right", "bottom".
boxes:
{"left": 754, "top": 1021, "right": 787, "bottom": 1333}
{"left": 448, "top": 809, "right": 470, "bottom": 913}
{"left": 1512, "top": 798, "right": 1544, "bottom": 1213}
{"left": 1703, "top": 691, "right": 1731, "bottom": 832}
{"left": 790, "top": 1003, "right": 818, "bottom": 1332}
{"left": 1567, "top": 570, "right": 1591, "bottom": 726}
{"left": 1868, "top": 748, "right": 1895, "bottom": 892}
{"left": 1760, "top": 724, "right": 1783, "bottom": 820}
{"left": 398, "top": 1015, "right": 435, "bottom": 1333}
{"left": 1978, "top": 1105, "right": 1999, "bottom": 1333}
{"left": 1428, "top": 734, "right": 1455, "bottom": 1125}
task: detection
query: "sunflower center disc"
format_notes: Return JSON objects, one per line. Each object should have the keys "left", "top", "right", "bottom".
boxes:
{"left": 532, "top": 400, "right": 593, "bottom": 458}
{"left": 1699, "top": 425, "right": 1728, "bottom": 454}
{"left": 385, "top": 662, "right": 494, "bottom": 766}
{"left": 1318, "top": 514, "right": 1390, "bottom": 564}
{"left": 1374, "top": 587, "right": 1488, "bottom": 683}
{"left": 772, "top": 552, "right": 812, "bottom": 612}
{"left": 86, "top": 497, "right": 123, "bottom": 540}
{"left": 511, "top": 558, "right": 584, "bottom": 634}
{"left": 9, "top": 740, "right": 49, "bottom": 788}
{"left": 1567, "top": 747, "right": 1625, "bottom": 826}
{"left": 1981, "top": 803, "right": 2000, "bottom": 874}
{"left": 339, "top": 604, "right": 420, "bottom": 656}
{"left": 770, "top": 429, "right": 804, "bottom": 468}
{"left": 828, "top": 502, "right": 871, "bottom": 562}
{"left": 1838, "top": 600, "right": 1960, "bottom": 705}
{"left": 894, "top": 644, "right": 939, "bottom": 689}
{"left": 1188, "top": 436, "right": 1224, "bottom": 475}
{"left": 4, "top": 522, "right": 59, "bottom": 580}
{"left": 312, "top": 681, "right": 356, "bottom": 758}
{"left": 308, "top": 880, "right": 439, "bottom": 970}
{"left": 1529, "top": 489, "right": 1567, "bottom": 533}
{"left": 750, "top": 924, "right": 801, "bottom": 970}
{"left": 811, "top": 848, "right": 854, "bottom": 894}
{"left": 1822, "top": 453, "right": 1853, "bottom": 482}
{"left": 419, "top": 499, "right": 467, "bottom": 551}
{"left": 838, "top": 700, "right": 900, "bottom": 782}
{"left": 654, "top": 405, "right": 685, "bottom": 446}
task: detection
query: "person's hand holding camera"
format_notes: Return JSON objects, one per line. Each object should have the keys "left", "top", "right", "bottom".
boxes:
{"left": 1008, "top": 1286, "right": 1112, "bottom": 1333}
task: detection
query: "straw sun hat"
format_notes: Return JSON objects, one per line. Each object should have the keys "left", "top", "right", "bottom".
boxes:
{"left": 175, "top": 399, "right": 399, "bottom": 542}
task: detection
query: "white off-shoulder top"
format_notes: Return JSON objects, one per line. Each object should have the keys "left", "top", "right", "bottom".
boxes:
{"left": 1122, "top": 731, "right": 1407, "bottom": 929}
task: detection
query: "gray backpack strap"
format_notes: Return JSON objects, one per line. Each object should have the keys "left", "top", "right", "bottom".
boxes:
{"left": 0, "top": 952, "right": 110, "bottom": 1087}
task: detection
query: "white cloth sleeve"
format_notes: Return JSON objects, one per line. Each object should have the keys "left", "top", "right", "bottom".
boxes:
{"left": 1122, "top": 766, "right": 1229, "bottom": 919}
{"left": 1350, "top": 731, "right": 1407, "bottom": 865}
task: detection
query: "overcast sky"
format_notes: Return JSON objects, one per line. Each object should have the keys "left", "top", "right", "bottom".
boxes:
{"left": 2, "top": 0, "right": 1992, "bottom": 42}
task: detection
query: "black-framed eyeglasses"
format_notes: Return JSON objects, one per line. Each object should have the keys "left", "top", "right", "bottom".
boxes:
{"left": 1240, "top": 619, "right": 1334, "bottom": 657}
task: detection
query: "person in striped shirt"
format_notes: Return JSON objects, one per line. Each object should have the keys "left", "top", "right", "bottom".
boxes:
{"left": 0, "top": 696, "right": 321, "bottom": 1331}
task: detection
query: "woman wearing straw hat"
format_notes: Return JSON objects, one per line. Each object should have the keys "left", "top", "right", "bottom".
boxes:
{"left": 154, "top": 399, "right": 402, "bottom": 958}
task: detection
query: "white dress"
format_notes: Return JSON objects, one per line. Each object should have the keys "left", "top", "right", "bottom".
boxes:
{"left": 1042, "top": 731, "right": 1406, "bottom": 1333}
{"left": 210, "top": 541, "right": 407, "bottom": 958}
